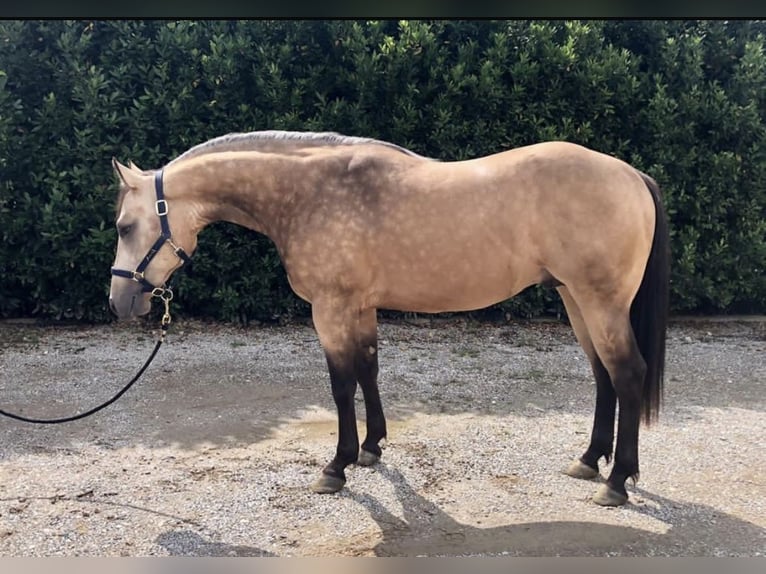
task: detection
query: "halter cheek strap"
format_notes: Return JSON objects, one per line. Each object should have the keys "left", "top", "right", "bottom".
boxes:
{"left": 111, "top": 169, "right": 192, "bottom": 293}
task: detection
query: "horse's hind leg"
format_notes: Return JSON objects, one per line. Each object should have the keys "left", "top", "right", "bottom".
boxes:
{"left": 355, "top": 308, "right": 388, "bottom": 467}
{"left": 558, "top": 287, "right": 617, "bottom": 480}
{"left": 573, "top": 296, "right": 647, "bottom": 506}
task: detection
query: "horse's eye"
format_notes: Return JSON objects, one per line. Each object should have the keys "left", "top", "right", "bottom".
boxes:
{"left": 117, "top": 223, "right": 133, "bottom": 238}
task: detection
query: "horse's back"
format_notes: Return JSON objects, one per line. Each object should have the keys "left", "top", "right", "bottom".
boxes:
{"left": 399, "top": 141, "right": 654, "bottom": 260}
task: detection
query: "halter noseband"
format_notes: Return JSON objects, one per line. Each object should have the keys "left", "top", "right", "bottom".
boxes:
{"left": 111, "top": 169, "right": 192, "bottom": 295}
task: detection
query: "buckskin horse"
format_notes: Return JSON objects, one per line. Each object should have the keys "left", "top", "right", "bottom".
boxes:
{"left": 109, "top": 131, "right": 669, "bottom": 506}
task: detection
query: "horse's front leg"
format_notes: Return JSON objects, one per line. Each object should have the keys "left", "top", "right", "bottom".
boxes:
{"left": 310, "top": 299, "right": 361, "bottom": 494}
{"left": 355, "top": 307, "right": 387, "bottom": 467}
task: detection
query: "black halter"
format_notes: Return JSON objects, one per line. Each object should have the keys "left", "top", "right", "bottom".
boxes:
{"left": 111, "top": 169, "right": 192, "bottom": 294}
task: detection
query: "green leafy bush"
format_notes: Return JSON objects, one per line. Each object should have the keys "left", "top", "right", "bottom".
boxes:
{"left": 1, "top": 20, "right": 764, "bottom": 322}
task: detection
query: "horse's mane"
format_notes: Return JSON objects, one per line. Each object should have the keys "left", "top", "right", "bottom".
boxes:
{"left": 168, "top": 130, "right": 425, "bottom": 165}
{"left": 115, "top": 131, "right": 426, "bottom": 213}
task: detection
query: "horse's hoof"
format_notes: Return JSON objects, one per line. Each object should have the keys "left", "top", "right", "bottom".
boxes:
{"left": 310, "top": 473, "right": 346, "bottom": 494}
{"left": 565, "top": 459, "right": 599, "bottom": 480}
{"left": 357, "top": 449, "right": 380, "bottom": 467}
{"left": 592, "top": 484, "right": 629, "bottom": 506}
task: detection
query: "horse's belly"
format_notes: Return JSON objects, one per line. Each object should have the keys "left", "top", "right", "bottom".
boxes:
{"left": 376, "top": 256, "right": 537, "bottom": 313}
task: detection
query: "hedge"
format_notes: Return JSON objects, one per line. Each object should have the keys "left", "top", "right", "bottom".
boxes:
{"left": 1, "top": 20, "right": 764, "bottom": 322}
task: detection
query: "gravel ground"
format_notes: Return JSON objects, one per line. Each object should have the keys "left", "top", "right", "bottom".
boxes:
{"left": 0, "top": 316, "right": 764, "bottom": 557}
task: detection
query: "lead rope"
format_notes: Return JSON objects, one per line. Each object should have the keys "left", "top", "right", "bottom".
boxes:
{"left": 0, "top": 289, "right": 174, "bottom": 425}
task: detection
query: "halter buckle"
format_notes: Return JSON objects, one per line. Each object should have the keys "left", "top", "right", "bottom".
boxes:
{"left": 155, "top": 199, "right": 168, "bottom": 216}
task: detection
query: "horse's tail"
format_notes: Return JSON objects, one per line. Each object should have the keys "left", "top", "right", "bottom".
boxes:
{"left": 631, "top": 171, "right": 670, "bottom": 425}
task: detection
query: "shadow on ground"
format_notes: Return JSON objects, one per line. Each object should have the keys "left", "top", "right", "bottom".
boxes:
{"left": 150, "top": 462, "right": 764, "bottom": 557}
{"left": 344, "top": 465, "right": 764, "bottom": 557}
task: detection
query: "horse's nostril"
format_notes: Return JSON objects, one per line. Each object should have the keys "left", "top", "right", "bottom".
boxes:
{"left": 109, "top": 298, "right": 118, "bottom": 315}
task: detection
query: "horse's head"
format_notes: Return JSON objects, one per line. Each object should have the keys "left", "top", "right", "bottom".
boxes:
{"left": 109, "top": 159, "right": 195, "bottom": 319}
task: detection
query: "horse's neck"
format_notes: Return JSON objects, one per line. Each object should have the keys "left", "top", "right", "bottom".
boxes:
{"left": 168, "top": 153, "right": 296, "bottom": 243}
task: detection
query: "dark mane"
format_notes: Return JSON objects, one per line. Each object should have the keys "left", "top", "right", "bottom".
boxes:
{"left": 168, "top": 130, "right": 426, "bottom": 165}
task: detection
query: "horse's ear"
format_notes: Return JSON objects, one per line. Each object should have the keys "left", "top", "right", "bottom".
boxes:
{"left": 128, "top": 160, "right": 143, "bottom": 173}
{"left": 112, "top": 157, "right": 142, "bottom": 189}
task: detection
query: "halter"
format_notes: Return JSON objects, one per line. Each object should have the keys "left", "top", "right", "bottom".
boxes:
{"left": 111, "top": 168, "right": 192, "bottom": 295}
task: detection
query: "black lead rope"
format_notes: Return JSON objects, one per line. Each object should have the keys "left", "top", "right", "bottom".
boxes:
{"left": 0, "top": 292, "right": 173, "bottom": 425}
{"left": 2, "top": 168, "right": 187, "bottom": 426}
{"left": 0, "top": 337, "right": 164, "bottom": 425}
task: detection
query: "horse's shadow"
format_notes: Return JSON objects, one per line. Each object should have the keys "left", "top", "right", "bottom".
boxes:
{"left": 152, "top": 464, "right": 763, "bottom": 557}
{"left": 346, "top": 465, "right": 764, "bottom": 557}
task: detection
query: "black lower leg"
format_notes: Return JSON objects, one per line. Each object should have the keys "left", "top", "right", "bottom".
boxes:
{"left": 607, "top": 410, "right": 641, "bottom": 496}
{"left": 321, "top": 353, "right": 360, "bottom": 483}
{"left": 356, "top": 335, "right": 386, "bottom": 458}
{"left": 605, "top": 359, "right": 646, "bottom": 497}
{"left": 580, "top": 357, "right": 616, "bottom": 471}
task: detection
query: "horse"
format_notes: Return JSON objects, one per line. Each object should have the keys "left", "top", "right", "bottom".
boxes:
{"left": 109, "top": 130, "right": 669, "bottom": 506}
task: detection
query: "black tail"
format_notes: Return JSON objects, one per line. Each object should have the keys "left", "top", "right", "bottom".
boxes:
{"left": 631, "top": 172, "right": 670, "bottom": 425}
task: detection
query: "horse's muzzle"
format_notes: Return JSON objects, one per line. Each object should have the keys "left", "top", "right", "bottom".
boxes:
{"left": 109, "top": 285, "right": 152, "bottom": 319}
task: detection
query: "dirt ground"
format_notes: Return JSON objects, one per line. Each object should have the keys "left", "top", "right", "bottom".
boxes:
{"left": 0, "top": 316, "right": 764, "bottom": 556}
